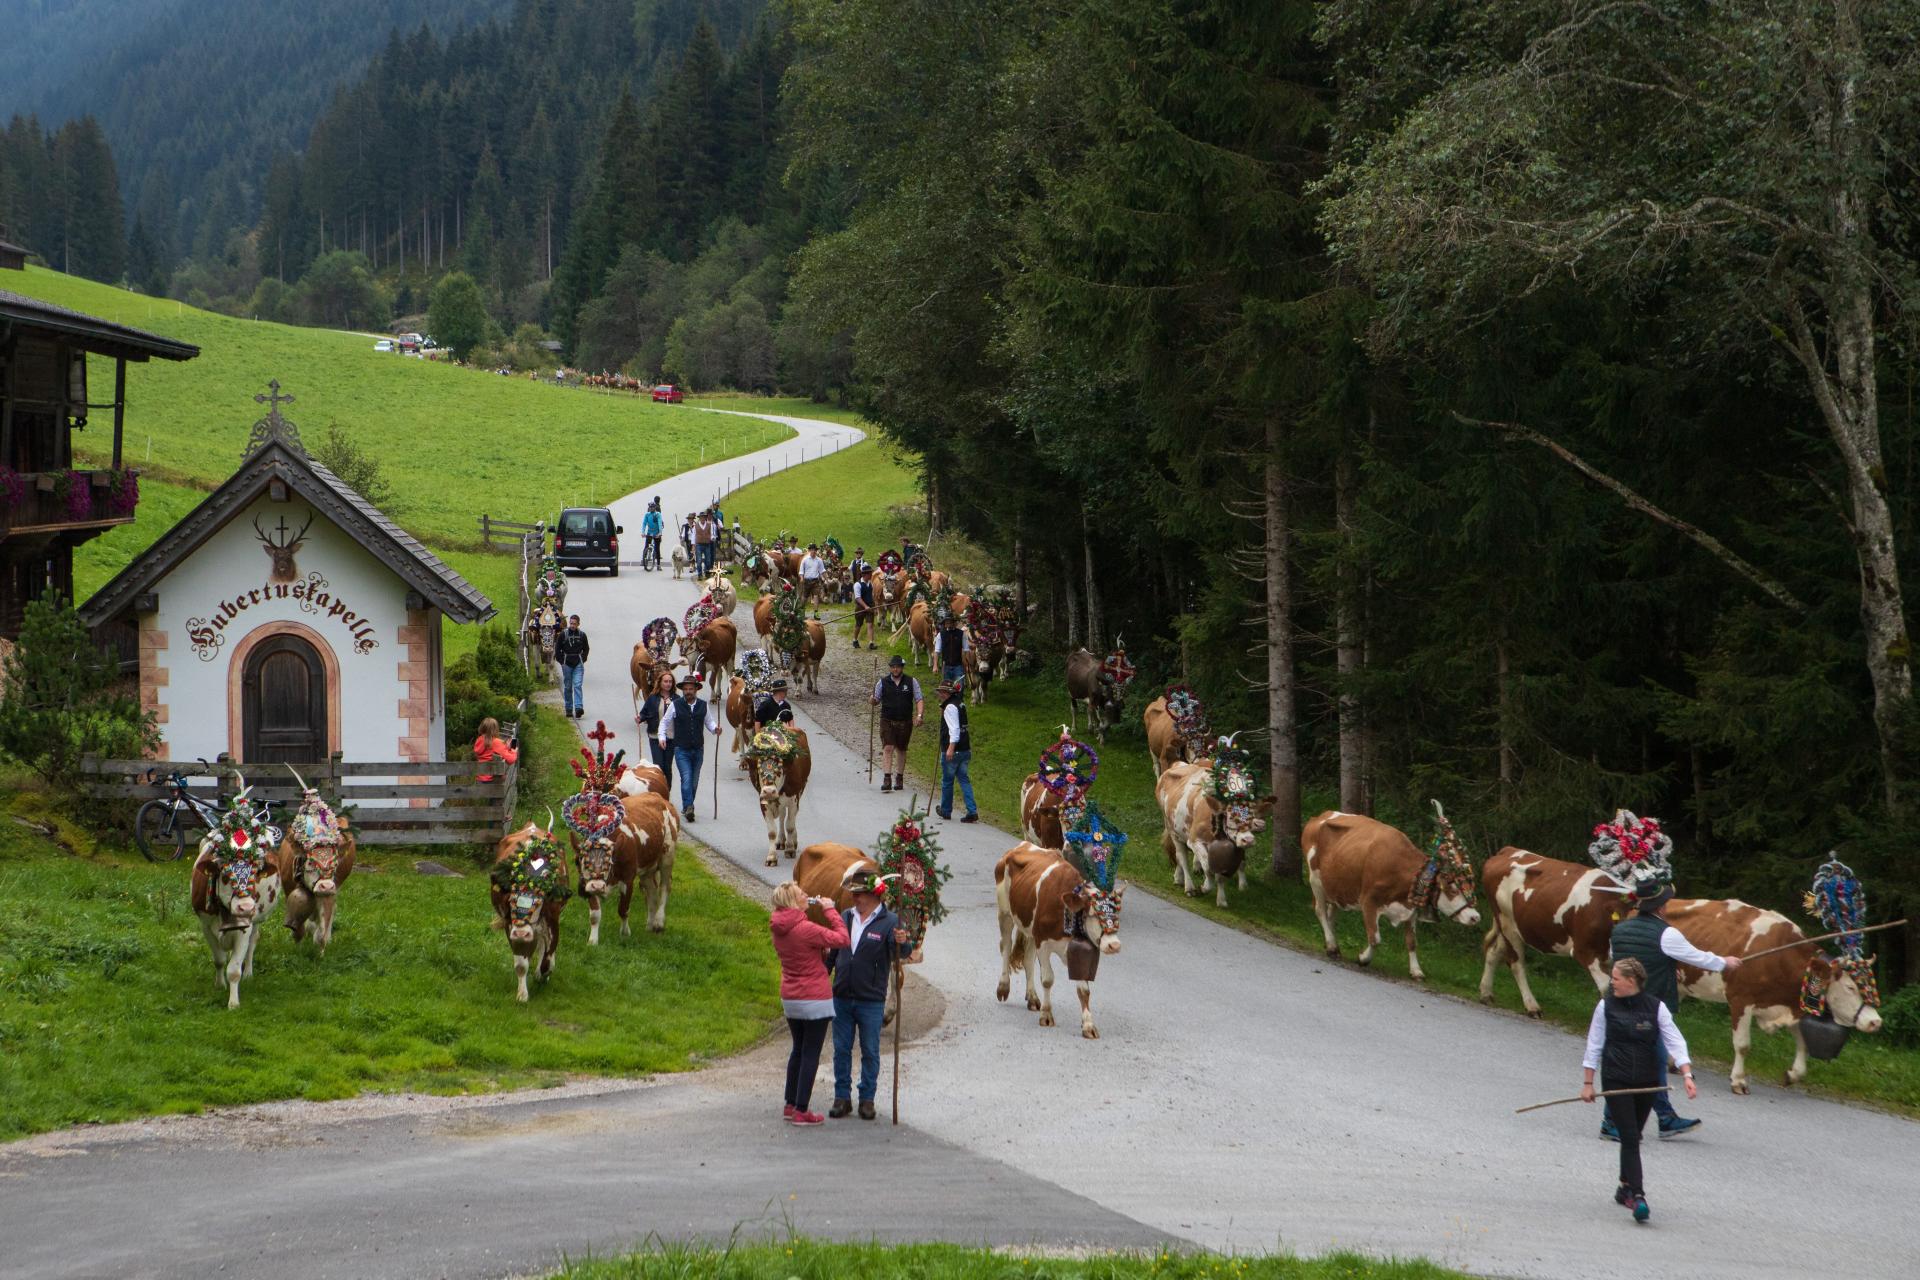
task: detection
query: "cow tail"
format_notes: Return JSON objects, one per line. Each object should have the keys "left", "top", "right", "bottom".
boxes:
{"left": 1009, "top": 932, "right": 1028, "bottom": 968}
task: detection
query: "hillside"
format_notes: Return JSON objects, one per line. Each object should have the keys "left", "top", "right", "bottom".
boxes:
{"left": 4, "top": 267, "right": 787, "bottom": 655}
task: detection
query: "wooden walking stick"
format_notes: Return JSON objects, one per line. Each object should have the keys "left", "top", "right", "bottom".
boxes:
{"left": 1736, "top": 919, "right": 1906, "bottom": 963}
{"left": 1515, "top": 1086, "right": 1667, "bottom": 1114}
{"left": 891, "top": 958, "right": 905, "bottom": 1125}
{"left": 867, "top": 654, "right": 878, "bottom": 785}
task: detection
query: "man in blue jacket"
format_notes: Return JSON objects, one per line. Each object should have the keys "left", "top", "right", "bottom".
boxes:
{"left": 828, "top": 871, "right": 909, "bottom": 1120}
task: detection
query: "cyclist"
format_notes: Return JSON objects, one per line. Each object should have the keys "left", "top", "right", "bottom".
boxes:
{"left": 641, "top": 499, "right": 665, "bottom": 571}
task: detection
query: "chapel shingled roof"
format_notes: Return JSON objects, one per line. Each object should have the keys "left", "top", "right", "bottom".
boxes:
{"left": 79, "top": 394, "right": 492, "bottom": 627}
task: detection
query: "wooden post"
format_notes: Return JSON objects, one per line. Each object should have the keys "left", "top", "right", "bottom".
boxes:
{"left": 891, "top": 960, "right": 904, "bottom": 1125}
{"left": 112, "top": 358, "right": 126, "bottom": 470}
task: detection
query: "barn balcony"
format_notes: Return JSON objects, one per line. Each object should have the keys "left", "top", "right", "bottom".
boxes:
{"left": 0, "top": 468, "right": 139, "bottom": 544}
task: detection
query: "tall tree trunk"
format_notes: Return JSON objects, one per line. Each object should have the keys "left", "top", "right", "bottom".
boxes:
{"left": 1014, "top": 535, "right": 1028, "bottom": 626}
{"left": 1335, "top": 429, "right": 1366, "bottom": 813}
{"left": 1082, "top": 513, "right": 1104, "bottom": 654}
{"left": 1058, "top": 549, "right": 1082, "bottom": 650}
{"left": 1495, "top": 631, "right": 1516, "bottom": 807}
{"left": 1266, "top": 420, "right": 1301, "bottom": 876}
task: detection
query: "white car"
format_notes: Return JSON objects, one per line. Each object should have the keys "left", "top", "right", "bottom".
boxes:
{"left": 374, "top": 340, "right": 394, "bottom": 352}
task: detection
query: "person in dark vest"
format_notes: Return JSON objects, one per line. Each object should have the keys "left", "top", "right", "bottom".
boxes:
{"left": 556, "top": 614, "right": 590, "bottom": 718}
{"left": 852, "top": 561, "right": 879, "bottom": 650}
{"left": 935, "top": 612, "right": 970, "bottom": 688}
{"left": 827, "top": 870, "right": 910, "bottom": 1120}
{"left": 1603, "top": 881, "right": 1741, "bottom": 1140}
{"left": 655, "top": 672, "right": 720, "bottom": 823}
{"left": 1581, "top": 956, "right": 1696, "bottom": 1223}
{"left": 869, "top": 655, "right": 923, "bottom": 794}
{"left": 754, "top": 676, "right": 796, "bottom": 729}
{"left": 935, "top": 679, "right": 977, "bottom": 822}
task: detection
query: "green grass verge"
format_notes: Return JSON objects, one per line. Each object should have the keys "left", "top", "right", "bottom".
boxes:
{"left": 551, "top": 1241, "right": 1464, "bottom": 1280}
{"left": 0, "top": 768, "right": 779, "bottom": 1141}
{"left": 712, "top": 411, "right": 1920, "bottom": 1116}
{"left": 15, "top": 266, "right": 787, "bottom": 658}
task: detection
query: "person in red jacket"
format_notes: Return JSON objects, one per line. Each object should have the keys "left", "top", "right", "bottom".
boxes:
{"left": 472, "top": 717, "right": 517, "bottom": 784}
{"left": 768, "top": 881, "right": 849, "bottom": 1125}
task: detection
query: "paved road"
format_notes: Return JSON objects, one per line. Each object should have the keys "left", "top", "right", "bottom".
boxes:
{"left": 4, "top": 410, "right": 1914, "bottom": 1280}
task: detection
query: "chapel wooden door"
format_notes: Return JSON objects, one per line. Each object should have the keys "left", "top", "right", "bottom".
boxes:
{"left": 242, "top": 634, "right": 326, "bottom": 763}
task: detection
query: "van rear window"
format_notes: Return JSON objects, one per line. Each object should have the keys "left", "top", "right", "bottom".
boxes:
{"left": 561, "top": 511, "right": 610, "bottom": 535}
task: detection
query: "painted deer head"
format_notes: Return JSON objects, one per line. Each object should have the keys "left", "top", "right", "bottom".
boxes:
{"left": 254, "top": 512, "right": 314, "bottom": 583}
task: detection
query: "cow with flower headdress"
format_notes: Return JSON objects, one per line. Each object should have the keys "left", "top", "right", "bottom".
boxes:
{"left": 276, "top": 766, "right": 355, "bottom": 957}
{"left": 1156, "top": 735, "right": 1275, "bottom": 909}
{"left": 677, "top": 597, "right": 737, "bottom": 693}
{"left": 743, "top": 722, "right": 811, "bottom": 867}
{"left": 1144, "top": 684, "right": 1209, "bottom": 777}
{"left": 490, "top": 820, "right": 571, "bottom": 1000}
{"left": 191, "top": 775, "right": 286, "bottom": 1008}
{"left": 963, "top": 588, "right": 1018, "bottom": 704}
{"left": 1301, "top": 799, "right": 1480, "bottom": 978}
{"left": 995, "top": 800, "right": 1128, "bottom": 1039}
{"left": 1064, "top": 638, "right": 1134, "bottom": 743}
{"left": 871, "top": 550, "right": 909, "bottom": 629}
{"left": 566, "top": 723, "right": 661, "bottom": 944}
{"left": 1019, "top": 728, "right": 1099, "bottom": 850}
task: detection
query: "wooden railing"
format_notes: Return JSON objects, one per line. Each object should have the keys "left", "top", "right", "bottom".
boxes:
{"left": 0, "top": 469, "right": 138, "bottom": 537}
{"left": 78, "top": 754, "right": 522, "bottom": 848}
{"left": 478, "top": 513, "right": 543, "bottom": 548}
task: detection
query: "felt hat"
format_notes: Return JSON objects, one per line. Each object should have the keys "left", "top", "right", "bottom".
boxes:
{"left": 888, "top": 655, "right": 905, "bottom": 669}
{"left": 844, "top": 869, "right": 881, "bottom": 896}
{"left": 768, "top": 677, "right": 789, "bottom": 691}
{"left": 1634, "top": 881, "right": 1675, "bottom": 908}
{"left": 937, "top": 679, "right": 959, "bottom": 698}
{"left": 677, "top": 673, "right": 704, "bottom": 691}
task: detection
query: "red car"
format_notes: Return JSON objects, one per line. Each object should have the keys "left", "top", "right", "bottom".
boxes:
{"left": 651, "top": 383, "right": 684, "bottom": 403}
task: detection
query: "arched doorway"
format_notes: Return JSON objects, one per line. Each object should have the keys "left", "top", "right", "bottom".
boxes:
{"left": 242, "top": 633, "right": 327, "bottom": 763}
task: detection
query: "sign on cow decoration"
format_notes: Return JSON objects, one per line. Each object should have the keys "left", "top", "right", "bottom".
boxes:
{"left": 185, "top": 568, "right": 380, "bottom": 660}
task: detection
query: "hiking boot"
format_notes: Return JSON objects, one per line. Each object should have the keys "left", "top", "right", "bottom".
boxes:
{"left": 1598, "top": 1115, "right": 1620, "bottom": 1143}
{"left": 1657, "top": 1115, "right": 1701, "bottom": 1139}
{"left": 683, "top": 807, "right": 696, "bottom": 824}
{"left": 881, "top": 776, "right": 893, "bottom": 793}
{"left": 960, "top": 813, "right": 979, "bottom": 823}
{"left": 895, "top": 774, "right": 905, "bottom": 791}
{"left": 1632, "top": 1195, "right": 1650, "bottom": 1223}
{"left": 1614, "top": 1184, "right": 1635, "bottom": 1210}
{"left": 828, "top": 1098, "right": 852, "bottom": 1119}
{"left": 858, "top": 1100, "right": 876, "bottom": 1120}
{"left": 936, "top": 809, "right": 952, "bottom": 820}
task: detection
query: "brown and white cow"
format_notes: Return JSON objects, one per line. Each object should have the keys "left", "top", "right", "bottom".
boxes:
{"left": 679, "top": 616, "right": 737, "bottom": 692}
{"left": 1302, "top": 809, "right": 1480, "bottom": 980}
{"left": 570, "top": 793, "right": 678, "bottom": 944}
{"left": 785, "top": 619, "right": 826, "bottom": 694}
{"left": 795, "top": 841, "right": 901, "bottom": 1024}
{"left": 1064, "top": 648, "right": 1124, "bottom": 742}
{"left": 703, "top": 572, "right": 737, "bottom": 619}
{"left": 752, "top": 594, "right": 776, "bottom": 641}
{"left": 1142, "top": 696, "right": 1196, "bottom": 776}
{"left": 615, "top": 762, "right": 670, "bottom": 800}
{"left": 1156, "top": 760, "right": 1273, "bottom": 908}
{"left": 995, "top": 842, "right": 1125, "bottom": 1039}
{"left": 490, "top": 824, "right": 569, "bottom": 1001}
{"left": 192, "top": 842, "right": 284, "bottom": 1008}
{"left": 630, "top": 642, "right": 680, "bottom": 722}
{"left": 746, "top": 728, "right": 811, "bottom": 867}
{"left": 965, "top": 637, "right": 1006, "bottom": 705}
{"left": 723, "top": 675, "right": 754, "bottom": 761}
{"left": 907, "top": 601, "right": 935, "bottom": 670}
{"left": 1479, "top": 847, "right": 1885, "bottom": 1092}
{"left": 873, "top": 569, "right": 909, "bottom": 629}
{"left": 279, "top": 807, "right": 356, "bottom": 957}
{"left": 1019, "top": 771, "right": 1065, "bottom": 848}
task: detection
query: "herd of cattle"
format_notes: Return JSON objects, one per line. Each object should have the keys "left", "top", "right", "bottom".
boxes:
{"left": 190, "top": 548, "right": 1887, "bottom": 1092}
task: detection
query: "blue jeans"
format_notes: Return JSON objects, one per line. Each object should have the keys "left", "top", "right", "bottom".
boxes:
{"left": 940, "top": 749, "right": 975, "bottom": 817}
{"left": 674, "top": 745, "right": 703, "bottom": 812}
{"left": 561, "top": 663, "right": 584, "bottom": 714}
{"left": 833, "top": 997, "right": 886, "bottom": 1102}
{"left": 942, "top": 663, "right": 966, "bottom": 687}
{"left": 696, "top": 542, "right": 715, "bottom": 576}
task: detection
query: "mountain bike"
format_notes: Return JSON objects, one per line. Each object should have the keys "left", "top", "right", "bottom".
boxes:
{"left": 132, "top": 762, "right": 274, "bottom": 862}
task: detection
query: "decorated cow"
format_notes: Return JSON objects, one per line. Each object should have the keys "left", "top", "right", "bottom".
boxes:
{"left": 277, "top": 768, "right": 355, "bottom": 957}
{"left": 531, "top": 554, "right": 567, "bottom": 613}
{"left": 630, "top": 617, "right": 680, "bottom": 721}
{"left": 678, "top": 607, "right": 737, "bottom": 693}
{"left": 995, "top": 808, "right": 1127, "bottom": 1040}
{"left": 702, "top": 572, "right": 737, "bottom": 619}
{"left": 526, "top": 599, "right": 562, "bottom": 678}
{"left": 1301, "top": 801, "right": 1480, "bottom": 980}
{"left": 1156, "top": 737, "right": 1272, "bottom": 908}
{"left": 1144, "top": 685, "right": 1209, "bottom": 776}
{"left": 744, "top": 723, "right": 811, "bottom": 867}
{"left": 1019, "top": 728, "right": 1100, "bottom": 850}
{"left": 1065, "top": 639, "right": 1135, "bottom": 742}
{"left": 490, "top": 821, "right": 571, "bottom": 1000}
{"left": 191, "top": 779, "right": 285, "bottom": 1009}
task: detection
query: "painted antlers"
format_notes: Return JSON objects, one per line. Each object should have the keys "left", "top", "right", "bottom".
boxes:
{"left": 254, "top": 512, "right": 314, "bottom": 583}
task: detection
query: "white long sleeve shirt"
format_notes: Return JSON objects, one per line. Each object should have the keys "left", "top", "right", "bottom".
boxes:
{"left": 656, "top": 696, "right": 719, "bottom": 748}
{"left": 800, "top": 555, "right": 825, "bottom": 581}
{"left": 1583, "top": 999, "right": 1691, "bottom": 1072}
{"left": 1659, "top": 925, "right": 1727, "bottom": 970}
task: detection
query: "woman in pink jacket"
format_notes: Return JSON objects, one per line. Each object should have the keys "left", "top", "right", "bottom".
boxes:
{"left": 769, "top": 881, "right": 849, "bottom": 1125}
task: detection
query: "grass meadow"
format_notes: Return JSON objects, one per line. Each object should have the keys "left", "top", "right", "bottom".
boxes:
{"left": 551, "top": 1241, "right": 1466, "bottom": 1280}
{"left": 715, "top": 419, "right": 1920, "bottom": 1116}
{"left": 0, "top": 742, "right": 779, "bottom": 1141}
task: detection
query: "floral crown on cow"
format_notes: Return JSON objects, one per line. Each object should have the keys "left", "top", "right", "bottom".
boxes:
{"left": 873, "top": 801, "right": 950, "bottom": 955}
{"left": 1587, "top": 810, "right": 1674, "bottom": 898}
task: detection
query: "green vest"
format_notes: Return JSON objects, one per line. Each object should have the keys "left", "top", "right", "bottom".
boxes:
{"left": 1610, "top": 913, "right": 1679, "bottom": 1012}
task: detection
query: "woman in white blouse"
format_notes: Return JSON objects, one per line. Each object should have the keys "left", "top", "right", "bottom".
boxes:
{"left": 1582, "top": 956, "right": 1695, "bottom": 1223}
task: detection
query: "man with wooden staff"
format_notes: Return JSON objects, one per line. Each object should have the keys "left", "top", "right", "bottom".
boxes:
{"left": 826, "top": 871, "right": 909, "bottom": 1121}
{"left": 869, "top": 655, "right": 923, "bottom": 794}
{"left": 1588, "top": 811, "right": 1741, "bottom": 1141}
{"left": 656, "top": 672, "right": 720, "bottom": 824}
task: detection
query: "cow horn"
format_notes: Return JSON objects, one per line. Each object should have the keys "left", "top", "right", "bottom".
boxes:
{"left": 1430, "top": 798, "right": 1447, "bottom": 824}
{"left": 285, "top": 763, "right": 310, "bottom": 794}
{"left": 546, "top": 806, "right": 556, "bottom": 836}
{"left": 1222, "top": 731, "right": 1241, "bottom": 749}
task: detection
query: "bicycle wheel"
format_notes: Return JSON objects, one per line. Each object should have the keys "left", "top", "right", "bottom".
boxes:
{"left": 134, "top": 799, "right": 190, "bottom": 862}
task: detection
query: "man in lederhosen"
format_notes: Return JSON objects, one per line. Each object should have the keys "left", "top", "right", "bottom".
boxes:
{"left": 869, "top": 655, "right": 922, "bottom": 794}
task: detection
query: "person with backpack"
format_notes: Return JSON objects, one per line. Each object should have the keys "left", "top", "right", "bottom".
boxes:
{"left": 640, "top": 500, "right": 665, "bottom": 571}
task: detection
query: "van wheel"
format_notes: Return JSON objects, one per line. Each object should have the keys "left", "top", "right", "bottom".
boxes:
{"left": 609, "top": 564, "right": 620, "bottom": 578}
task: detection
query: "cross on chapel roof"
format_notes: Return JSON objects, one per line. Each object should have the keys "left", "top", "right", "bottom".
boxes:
{"left": 241, "top": 379, "right": 306, "bottom": 459}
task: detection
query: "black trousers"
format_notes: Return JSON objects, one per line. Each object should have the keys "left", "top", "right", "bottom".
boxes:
{"left": 649, "top": 740, "right": 674, "bottom": 790}
{"left": 1605, "top": 1082, "right": 1656, "bottom": 1195}
{"left": 784, "top": 1017, "right": 830, "bottom": 1110}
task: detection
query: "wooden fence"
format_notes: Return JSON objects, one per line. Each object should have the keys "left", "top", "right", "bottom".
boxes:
{"left": 478, "top": 513, "right": 543, "bottom": 548}
{"left": 78, "top": 755, "right": 521, "bottom": 847}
